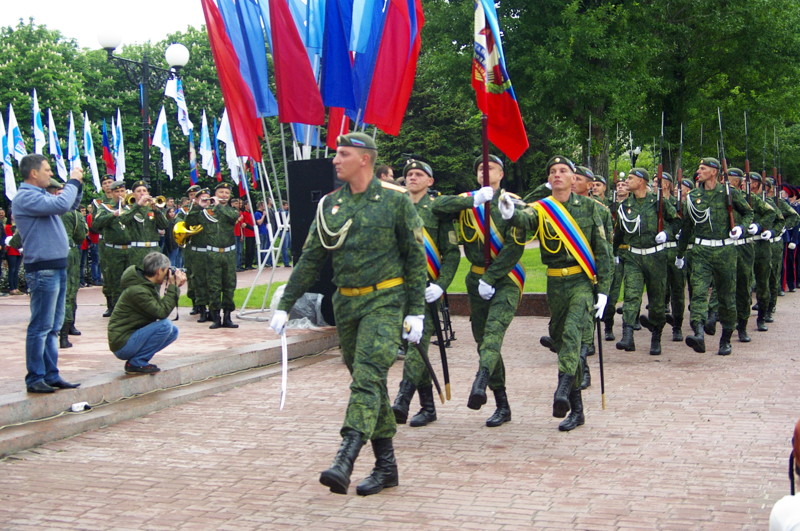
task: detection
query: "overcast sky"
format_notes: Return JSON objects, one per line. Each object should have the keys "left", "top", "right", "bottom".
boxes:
{"left": 1, "top": 0, "right": 208, "bottom": 50}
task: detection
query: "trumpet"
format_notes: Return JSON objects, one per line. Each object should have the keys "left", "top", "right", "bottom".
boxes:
{"left": 151, "top": 195, "right": 167, "bottom": 208}
{"left": 125, "top": 192, "right": 137, "bottom": 206}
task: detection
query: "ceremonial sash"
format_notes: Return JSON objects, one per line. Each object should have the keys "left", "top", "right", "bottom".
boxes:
{"left": 532, "top": 196, "right": 597, "bottom": 284}
{"left": 462, "top": 194, "right": 526, "bottom": 291}
{"left": 422, "top": 227, "right": 441, "bottom": 281}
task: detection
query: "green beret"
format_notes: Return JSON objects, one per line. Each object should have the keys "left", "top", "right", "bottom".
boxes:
{"left": 748, "top": 172, "right": 763, "bottom": 183}
{"left": 699, "top": 157, "right": 720, "bottom": 169}
{"left": 131, "top": 180, "right": 148, "bottom": 191}
{"left": 546, "top": 155, "right": 576, "bottom": 174}
{"left": 186, "top": 184, "right": 202, "bottom": 194}
{"left": 766, "top": 178, "right": 775, "bottom": 189}
{"left": 109, "top": 181, "right": 126, "bottom": 191}
{"left": 629, "top": 167, "right": 650, "bottom": 181}
{"left": 101, "top": 174, "right": 115, "bottom": 184}
{"left": 660, "top": 172, "right": 673, "bottom": 182}
{"left": 337, "top": 132, "right": 377, "bottom": 150}
{"left": 46, "top": 178, "right": 63, "bottom": 189}
{"left": 215, "top": 182, "right": 232, "bottom": 191}
{"left": 473, "top": 154, "right": 504, "bottom": 172}
{"left": 575, "top": 166, "right": 595, "bottom": 180}
{"left": 728, "top": 167, "right": 744, "bottom": 178}
{"left": 403, "top": 159, "right": 433, "bottom": 178}
{"left": 680, "top": 178, "right": 695, "bottom": 189}
{"left": 593, "top": 174, "right": 607, "bottom": 185}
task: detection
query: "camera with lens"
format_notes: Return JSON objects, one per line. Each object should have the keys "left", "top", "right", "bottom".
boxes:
{"left": 169, "top": 267, "right": 186, "bottom": 275}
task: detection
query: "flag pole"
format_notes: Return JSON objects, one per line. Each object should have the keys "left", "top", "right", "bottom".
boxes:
{"left": 481, "top": 115, "right": 491, "bottom": 268}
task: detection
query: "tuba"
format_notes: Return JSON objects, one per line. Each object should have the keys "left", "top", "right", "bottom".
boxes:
{"left": 173, "top": 221, "right": 203, "bottom": 248}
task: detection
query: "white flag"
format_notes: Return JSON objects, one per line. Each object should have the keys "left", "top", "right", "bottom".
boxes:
{"left": 7, "top": 104, "right": 26, "bottom": 163}
{"left": 164, "top": 77, "right": 193, "bottom": 136}
{"left": 152, "top": 106, "right": 173, "bottom": 180}
{"left": 67, "top": 112, "right": 81, "bottom": 172}
{"left": 83, "top": 112, "right": 101, "bottom": 190}
{"left": 47, "top": 109, "right": 67, "bottom": 180}
{"left": 114, "top": 108, "right": 125, "bottom": 180}
{"left": 217, "top": 110, "right": 240, "bottom": 184}
{"left": 32, "top": 89, "right": 46, "bottom": 155}
{"left": 0, "top": 113, "right": 16, "bottom": 201}
{"left": 199, "top": 110, "right": 215, "bottom": 176}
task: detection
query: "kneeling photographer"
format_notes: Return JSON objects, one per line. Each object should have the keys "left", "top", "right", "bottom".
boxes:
{"left": 108, "top": 252, "right": 186, "bottom": 374}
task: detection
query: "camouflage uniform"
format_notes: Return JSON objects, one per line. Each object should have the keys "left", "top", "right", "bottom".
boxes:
{"left": 770, "top": 195, "right": 800, "bottom": 315}
{"left": 185, "top": 202, "right": 211, "bottom": 314}
{"left": 122, "top": 203, "right": 171, "bottom": 267}
{"left": 60, "top": 209, "right": 87, "bottom": 331}
{"left": 92, "top": 202, "right": 131, "bottom": 305}
{"left": 278, "top": 177, "right": 426, "bottom": 442}
{"left": 664, "top": 195, "right": 686, "bottom": 339}
{"left": 93, "top": 196, "right": 115, "bottom": 301}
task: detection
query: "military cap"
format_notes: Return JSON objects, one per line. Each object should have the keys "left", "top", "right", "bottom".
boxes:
{"left": 404, "top": 159, "right": 433, "bottom": 178}
{"left": 109, "top": 181, "right": 126, "bottom": 191}
{"left": 186, "top": 184, "right": 202, "bottom": 194}
{"left": 628, "top": 167, "right": 650, "bottom": 181}
{"left": 660, "top": 171, "right": 673, "bottom": 182}
{"left": 728, "top": 167, "right": 744, "bottom": 178}
{"left": 766, "top": 177, "right": 775, "bottom": 189}
{"left": 46, "top": 178, "right": 63, "bottom": 189}
{"left": 574, "top": 166, "right": 595, "bottom": 180}
{"left": 473, "top": 154, "right": 504, "bottom": 172}
{"left": 680, "top": 178, "right": 695, "bottom": 190}
{"left": 337, "top": 132, "right": 377, "bottom": 150}
{"left": 131, "top": 180, "right": 148, "bottom": 191}
{"left": 215, "top": 182, "right": 232, "bottom": 191}
{"left": 196, "top": 187, "right": 211, "bottom": 196}
{"left": 748, "top": 172, "right": 763, "bottom": 183}
{"left": 546, "top": 155, "right": 576, "bottom": 173}
{"left": 699, "top": 157, "right": 720, "bottom": 169}
{"left": 593, "top": 174, "right": 607, "bottom": 185}
{"left": 101, "top": 174, "right": 115, "bottom": 184}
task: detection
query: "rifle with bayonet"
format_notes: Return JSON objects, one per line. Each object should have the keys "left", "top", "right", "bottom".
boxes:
{"left": 676, "top": 123, "right": 684, "bottom": 217}
{"left": 717, "top": 108, "right": 736, "bottom": 230}
{"left": 656, "top": 112, "right": 664, "bottom": 232}
{"left": 744, "top": 111, "right": 751, "bottom": 205}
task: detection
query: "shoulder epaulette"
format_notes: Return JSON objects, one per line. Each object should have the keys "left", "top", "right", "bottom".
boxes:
{"left": 380, "top": 181, "right": 408, "bottom": 194}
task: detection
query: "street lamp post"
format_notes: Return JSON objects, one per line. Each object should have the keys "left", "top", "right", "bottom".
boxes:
{"left": 97, "top": 33, "right": 189, "bottom": 194}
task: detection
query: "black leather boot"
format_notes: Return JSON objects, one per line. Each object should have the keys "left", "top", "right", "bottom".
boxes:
{"left": 615, "top": 324, "right": 635, "bottom": 352}
{"left": 685, "top": 321, "right": 706, "bottom": 353}
{"left": 69, "top": 307, "right": 81, "bottom": 335}
{"left": 209, "top": 310, "right": 222, "bottom": 329}
{"left": 672, "top": 324, "right": 683, "bottom": 342}
{"left": 222, "top": 310, "right": 239, "bottom": 328}
{"left": 102, "top": 296, "right": 114, "bottom": 317}
{"left": 649, "top": 326, "right": 663, "bottom": 356}
{"left": 467, "top": 367, "right": 489, "bottom": 410}
{"left": 355, "top": 438, "right": 398, "bottom": 496}
{"left": 579, "top": 345, "right": 591, "bottom": 390}
{"left": 718, "top": 328, "right": 733, "bottom": 356}
{"left": 736, "top": 319, "right": 751, "bottom": 342}
{"left": 704, "top": 311, "right": 718, "bottom": 336}
{"left": 485, "top": 387, "right": 511, "bottom": 427}
{"left": 409, "top": 385, "right": 437, "bottom": 427}
{"left": 604, "top": 318, "right": 615, "bottom": 341}
{"left": 59, "top": 324, "right": 72, "bottom": 349}
{"left": 558, "top": 388, "right": 585, "bottom": 431}
{"left": 539, "top": 335, "right": 556, "bottom": 353}
{"left": 757, "top": 309, "right": 769, "bottom": 331}
{"left": 639, "top": 314, "right": 655, "bottom": 333}
{"left": 320, "top": 430, "right": 364, "bottom": 494}
{"left": 197, "top": 306, "right": 209, "bottom": 323}
{"left": 553, "top": 372, "right": 575, "bottom": 418}
{"left": 391, "top": 380, "right": 415, "bottom": 424}
{"left": 189, "top": 304, "right": 200, "bottom": 315}
{"left": 765, "top": 305, "right": 775, "bottom": 322}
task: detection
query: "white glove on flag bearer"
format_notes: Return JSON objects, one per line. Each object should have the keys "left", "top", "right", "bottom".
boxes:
{"left": 270, "top": 310, "right": 288, "bottom": 335}
{"left": 472, "top": 186, "right": 494, "bottom": 206}
{"left": 402, "top": 315, "right": 425, "bottom": 344}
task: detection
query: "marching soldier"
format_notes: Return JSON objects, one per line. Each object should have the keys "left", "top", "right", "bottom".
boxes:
{"left": 270, "top": 133, "right": 426, "bottom": 496}
{"left": 432, "top": 154, "right": 526, "bottom": 427}
{"left": 94, "top": 174, "right": 118, "bottom": 316}
{"left": 675, "top": 158, "right": 753, "bottom": 356}
{"left": 592, "top": 174, "right": 611, "bottom": 207}
{"left": 391, "top": 160, "right": 460, "bottom": 428}
{"left": 748, "top": 174, "right": 780, "bottom": 331}
{"left": 124, "top": 180, "right": 171, "bottom": 267}
{"left": 765, "top": 178, "right": 800, "bottom": 321}
{"left": 660, "top": 172, "right": 687, "bottom": 341}
{"left": 499, "top": 156, "right": 612, "bottom": 431}
{"left": 186, "top": 183, "right": 240, "bottom": 329}
{"left": 614, "top": 168, "right": 678, "bottom": 355}
{"left": 92, "top": 181, "right": 131, "bottom": 313}
{"left": 178, "top": 184, "right": 202, "bottom": 315}
{"left": 603, "top": 177, "right": 629, "bottom": 341}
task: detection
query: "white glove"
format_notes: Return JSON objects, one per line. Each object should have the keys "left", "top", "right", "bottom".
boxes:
{"left": 499, "top": 193, "right": 515, "bottom": 220}
{"left": 614, "top": 255, "right": 620, "bottom": 265}
{"left": 478, "top": 279, "right": 495, "bottom": 300}
{"left": 761, "top": 230, "right": 773, "bottom": 240}
{"left": 472, "top": 186, "right": 494, "bottom": 207}
{"left": 593, "top": 293, "right": 608, "bottom": 319}
{"left": 748, "top": 223, "right": 759, "bottom": 235}
{"left": 790, "top": 242, "right": 797, "bottom": 250}
{"left": 675, "top": 256, "right": 685, "bottom": 269}
{"left": 676, "top": 230, "right": 682, "bottom": 240}
{"left": 270, "top": 310, "right": 288, "bottom": 335}
{"left": 655, "top": 231, "right": 667, "bottom": 244}
{"left": 729, "top": 226, "right": 743, "bottom": 240}
{"left": 545, "top": 182, "right": 553, "bottom": 190}
{"left": 402, "top": 315, "right": 425, "bottom": 344}
{"left": 425, "top": 283, "right": 444, "bottom": 303}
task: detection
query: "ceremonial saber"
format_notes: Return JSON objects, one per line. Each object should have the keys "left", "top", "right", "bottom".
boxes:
{"left": 406, "top": 322, "right": 444, "bottom": 403}
{"left": 428, "top": 298, "right": 451, "bottom": 400}
{"left": 595, "top": 316, "right": 606, "bottom": 410}
{"left": 279, "top": 330, "right": 288, "bottom": 410}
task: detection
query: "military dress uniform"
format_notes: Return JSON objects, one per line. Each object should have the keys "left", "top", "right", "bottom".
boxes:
{"left": 771, "top": 188, "right": 800, "bottom": 316}
{"left": 677, "top": 159, "right": 753, "bottom": 355}
{"left": 277, "top": 134, "right": 425, "bottom": 496}
{"left": 93, "top": 194, "right": 120, "bottom": 315}
{"left": 663, "top": 191, "right": 687, "bottom": 341}
{"left": 60, "top": 204, "right": 88, "bottom": 348}
{"left": 185, "top": 192, "right": 213, "bottom": 322}
{"left": 122, "top": 181, "right": 171, "bottom": 268}
{"left": 92, "top": 182, "right": 131, "bottom": 311}
{"left": 177, "top": 185, "right": 201, "bottom": 314}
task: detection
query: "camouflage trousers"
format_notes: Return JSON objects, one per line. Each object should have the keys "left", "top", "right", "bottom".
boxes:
{"left": 753, "top": 241, "right": 772, "bottom": 311}
{"left": 665, "top": 245, "right": 686, "bottom": 327}
{"left": 466, "top": 272, "right": 521, "bottom": 391}
{"left": 183, "top": 248, "right": 199, "bottom": 305}
{"left": 688, "top": 245, "right": 737, "bottom": 329}
{"left": 103, "top": 245, "right": 130, "bottom": 302}
{"left": 603, "top": 259, "right": 624, "bottom": 321}
{"left": 64, "top": 247, "right": 80, "bottom": 325}
{"left": 621, "top": 250, "right": 668, "bottom": 328}
{"left": 769, "top": 241, "right": 783, "bottom": 311}
{"left": 735, "top": 243, "right": 755, "bottom": 321}
{"left": 187, "top": 246, "right": 209, "bottom": 306}
{"left": 206, "top": 250, "right": 237, "bottom": 311}
{"left": 336, "top": 303, "right": 402, "bottom": 441}
{"left": 98, "top": 240, "right": 112, "bottom": 299}
{"left": 401, "top": 299, "right": 438, "bottom": 388}
{"left": 547, "top": 273, "right": 592, "bottom": 384}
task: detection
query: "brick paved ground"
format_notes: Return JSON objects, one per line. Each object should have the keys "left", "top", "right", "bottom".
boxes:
{"left": 0, "top": 287, "right": 797, "bottom": 529}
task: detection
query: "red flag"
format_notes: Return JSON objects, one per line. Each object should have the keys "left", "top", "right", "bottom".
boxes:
{"left": 472, "top": 0, "right": 528, "bottom": 161}
{"left": 101, "top": 119, "right": 116, "bottom": 174}
{"left": 201, "top": 0, "right": 263, "bottom": 161}
{"left": 268, "top": 0, "right": 325, "bottom": 125}
{"left": 363, "top": 0, "right": 424, "bottom": 136}
{"left": 326, "top": 107, "right": 350, "bottom": 150}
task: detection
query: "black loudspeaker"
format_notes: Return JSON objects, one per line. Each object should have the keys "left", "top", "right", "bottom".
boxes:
{"left": 287, "top": 158, "right": 341, "bottom": 325}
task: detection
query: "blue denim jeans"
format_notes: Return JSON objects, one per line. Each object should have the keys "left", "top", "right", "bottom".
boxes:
{"left": 113, "top": 319, "right": 179, "bottom": 367}
{"left": 88, "top": 243, "right": 101, "bottom": 283}
{"left": 7, "top": 254, "right": 22, "bottom": 291}
{"left": 25, "top": 268, "right": 67, "bottom": 386}
{"left": 281, "top": 232, "right": 292, "bottom": 265}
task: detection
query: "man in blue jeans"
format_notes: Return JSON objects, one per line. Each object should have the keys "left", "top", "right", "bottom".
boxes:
{"left": 13, "top": 154, "right": 84, "bottom": 393}
{"left": 108, "top": 252, "right": 186, "bottom": 374}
